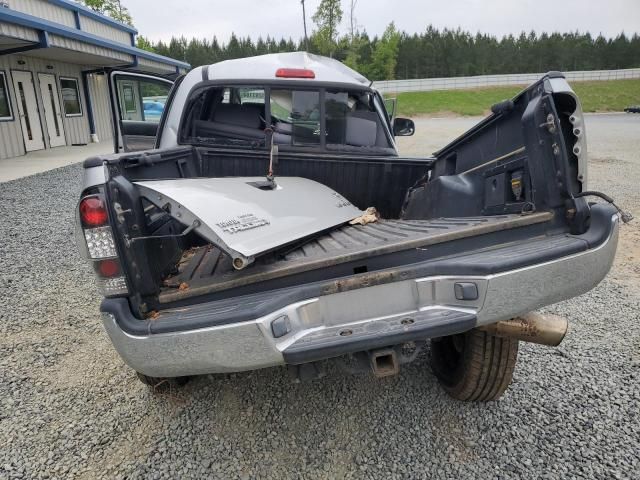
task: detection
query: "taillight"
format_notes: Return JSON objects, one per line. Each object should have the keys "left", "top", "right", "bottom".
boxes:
{"left": 76, "top": 192, "right": 128, "bottom": 297}
{"left": 84, "top": 226, "right": 117, "bottom": 259}
{"left": 96, "top": 258, "right": 121, "bottom": 277}
{"left": 79, "top": 195, "right": 108, "bottom": 227}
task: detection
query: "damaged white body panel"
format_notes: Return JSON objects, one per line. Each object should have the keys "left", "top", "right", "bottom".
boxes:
{"left": 135, "top": 177, "right": 363, "bottom": 269}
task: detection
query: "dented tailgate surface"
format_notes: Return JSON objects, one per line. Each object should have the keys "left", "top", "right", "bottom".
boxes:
{"left": 135, "top": 177, "right": 363, "bottom": 267}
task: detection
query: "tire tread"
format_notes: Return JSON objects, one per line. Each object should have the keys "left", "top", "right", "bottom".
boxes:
{"left": 431, "top": 329, "right": 519, "bottom": 402}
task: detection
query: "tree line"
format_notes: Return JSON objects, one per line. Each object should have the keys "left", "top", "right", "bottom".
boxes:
{"left": 140, "top": 29, "right": 640, "bottom": 81}
{"left": 79, "top": 0, "right": 640, "bottom": 81}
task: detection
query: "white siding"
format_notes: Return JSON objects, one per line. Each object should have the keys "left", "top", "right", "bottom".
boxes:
{"left": 0, "top": 21, "right": 40, "bottom": 42}
{"left": 8, "top": 1, "right": 133, "bottom": 45}
{"left": 79, "top": 15, "right": 132, "bottom": 45}
{"left": 8, "top": 0, "right": 76, "bottom": 27}
{"left": 48, "top": 34, "right": 132, "bottom": 63}
{"left": 20, "top": 56, "right": 90, "bottom": 146}
{"left": 137, "top": 57, "right": 178, "bottom": 74}
{"left": 0, "top": 55, "right": 94, "bottom": 159}
{"left": 87, "top": 72, "right": 113, "bottom": 142}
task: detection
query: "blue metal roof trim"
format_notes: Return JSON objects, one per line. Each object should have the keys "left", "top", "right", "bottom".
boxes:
{"left": 46, "top": 0, "right": 138, "bottom": 34}
{"left": 0, "top": 8, "right": 190, "bottom": 69}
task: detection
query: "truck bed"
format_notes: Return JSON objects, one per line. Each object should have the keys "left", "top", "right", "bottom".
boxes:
{"left": 159, "top": 211, "right": 552, "bottom": 304}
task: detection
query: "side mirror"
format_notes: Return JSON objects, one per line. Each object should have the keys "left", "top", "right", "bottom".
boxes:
{"left": 393, "top": 117, "right": 415, "bottom": 136}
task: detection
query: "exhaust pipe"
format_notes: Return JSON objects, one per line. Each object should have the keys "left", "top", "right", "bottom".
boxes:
{"left": 480, "top": 312, "right": 569, "bottom": 346}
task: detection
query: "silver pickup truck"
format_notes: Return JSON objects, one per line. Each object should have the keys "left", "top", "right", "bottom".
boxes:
{"left": 76, "top": 52, "right": 625, "bottom": 401}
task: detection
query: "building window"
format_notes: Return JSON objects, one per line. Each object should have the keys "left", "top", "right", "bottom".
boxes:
{"left": 121, "top": 83, "right": 137, "bottom": 113}
{"left": 0, "top": 71, "right": 13, "bottom": 121}
{"left": 60, "top": 77, "right": 83, "bottom": 117}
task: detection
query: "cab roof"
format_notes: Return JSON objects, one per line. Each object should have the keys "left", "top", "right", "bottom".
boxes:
{"left": 198, "top": 52, "right": 370, "bottom": 86}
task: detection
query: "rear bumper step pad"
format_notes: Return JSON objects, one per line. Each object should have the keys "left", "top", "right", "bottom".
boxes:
{"left": 282, "top": 308, "right": 475, "bottom": 364}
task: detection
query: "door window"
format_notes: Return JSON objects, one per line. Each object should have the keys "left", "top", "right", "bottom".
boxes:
{"left": 122, "top": 83, "right": 136, "bottom": 112}
{"left": 60, "top": 77, "right": 83, "bottom": 117}
{"left": 0, "top": 72, "right": 12, "bottom": 120}
{"left": 47, "top": 83, "right": 61, "bottom": 136}
{"left": 110, "top": 72, "right": 174, "bottom": 153}
{"left": 115, "top": 76, "right": 171, "bottom": 123}
{"left": 17, "top": 82, "right": 33, "bottom": 140}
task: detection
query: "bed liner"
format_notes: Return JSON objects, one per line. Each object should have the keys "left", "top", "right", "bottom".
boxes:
{"left": 159, "top": 211, "right": 553, "bottom": 303}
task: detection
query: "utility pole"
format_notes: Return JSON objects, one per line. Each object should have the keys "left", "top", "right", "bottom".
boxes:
{"left": 301, "top": 0, "right": 309, "bottom": 52}
{"left": 328, "top": 2, "right": 333, "bottom": 58}
{"left": 349, "top": 0, "right": 357, "bottom": 42}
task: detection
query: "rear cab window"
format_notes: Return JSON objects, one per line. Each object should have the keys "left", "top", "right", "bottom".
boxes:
{"left": 181, "top": 84, "right": 393, "bottom": 153}
{"left": 270, "top": 90, "right": 321, "bottom": 145}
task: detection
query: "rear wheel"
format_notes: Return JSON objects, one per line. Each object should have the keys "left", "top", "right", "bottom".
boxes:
{"left": 430, "top": 329, "right": 519, "bottom": 401}
{"left": 135, "top": 372, "right": 190, "bottom": 391}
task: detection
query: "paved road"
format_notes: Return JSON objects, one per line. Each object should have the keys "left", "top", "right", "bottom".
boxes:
{"left": 1, "top": 114, "right": 638, "bottom": 479}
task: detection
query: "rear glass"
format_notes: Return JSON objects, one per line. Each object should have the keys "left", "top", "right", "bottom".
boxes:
{"left": 271, "top": 90, "right": 320, "bottom": 145}
{"left": 222, "top": 87, "right": 265, "bottom": 105}
{"left": 184, "top": 85, "right": 390, "bottom": 151}
{"left": 325, "top": 90, "right": 382, "bottom": 147}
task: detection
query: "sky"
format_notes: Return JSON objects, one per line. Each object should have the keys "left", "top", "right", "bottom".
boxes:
{"left": 125, "top": 0, "right": 640, "bottom": 44}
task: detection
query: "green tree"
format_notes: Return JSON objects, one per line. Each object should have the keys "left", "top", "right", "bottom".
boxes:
{"left": 136, "top": 35, "right": 154, "bottom": 52}
{"left": 311, "top": 0, "right": 343, "bottom": 57}
{"left": 368, "top": 22, "right": 400, "bottom": 80}
{"left": 80, "top": 0, "right": 133, "bottom": 26}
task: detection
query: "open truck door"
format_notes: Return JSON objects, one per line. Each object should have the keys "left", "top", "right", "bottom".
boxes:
{"left": 109, "top": 71, "right": 175, "bottom": 153}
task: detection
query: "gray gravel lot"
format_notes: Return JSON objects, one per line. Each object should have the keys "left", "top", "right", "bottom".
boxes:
{"left": 1, "top": 114, "right": 639, "bottom": 479}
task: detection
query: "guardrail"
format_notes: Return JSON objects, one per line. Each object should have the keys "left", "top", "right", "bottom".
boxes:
{"left": 373, "top": 68, "right": 640, "bottom": 94}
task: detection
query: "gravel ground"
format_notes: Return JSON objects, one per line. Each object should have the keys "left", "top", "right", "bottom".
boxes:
{"left": 1, "top": 114, "right": 639, "bottom": 479}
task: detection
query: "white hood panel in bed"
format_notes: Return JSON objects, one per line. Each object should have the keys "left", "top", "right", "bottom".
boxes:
{"left": 135, "top": 177, "right": 362, "bottom": 268}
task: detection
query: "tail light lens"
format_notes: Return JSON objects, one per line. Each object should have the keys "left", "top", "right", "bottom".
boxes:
{"left": 83, "top": 225, "right": 117, "bottom": 259}
{"left": 76, "top": 192, "right": 128, "bottom": 297}
{"left": 79, "top": 195, "right": 108, "bottom": 227}
{"left": 95, "top": 258, "right": 121, "bottom": 277}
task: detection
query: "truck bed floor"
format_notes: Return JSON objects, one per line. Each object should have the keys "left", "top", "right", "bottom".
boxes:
{"left": 159, "top": 212, "right": 552, "bottom": 303}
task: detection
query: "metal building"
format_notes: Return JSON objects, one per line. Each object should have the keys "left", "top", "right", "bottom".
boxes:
{"left": 0, "top": 0, "right": 189, "bottom": 160}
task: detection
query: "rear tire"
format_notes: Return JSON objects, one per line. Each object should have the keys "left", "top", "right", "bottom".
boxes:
{"left": 135, "top": 372, "right": 190, "bottom": 391}
{"left": 430, "top": 328, "right": 519, "bottom": 401}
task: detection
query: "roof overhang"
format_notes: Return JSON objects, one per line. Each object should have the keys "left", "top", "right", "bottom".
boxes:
{"left": 0, "top": 9, "right": 189, "bottom": 74}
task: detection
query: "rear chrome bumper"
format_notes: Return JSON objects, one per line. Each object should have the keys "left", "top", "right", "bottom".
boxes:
{"left": 102, "top": 214, "right": 619, "bottom": 377}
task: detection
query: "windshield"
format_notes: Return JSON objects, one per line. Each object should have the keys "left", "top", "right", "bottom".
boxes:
{"left": 182, "top": 85, "right": 393, "bottom": 152}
